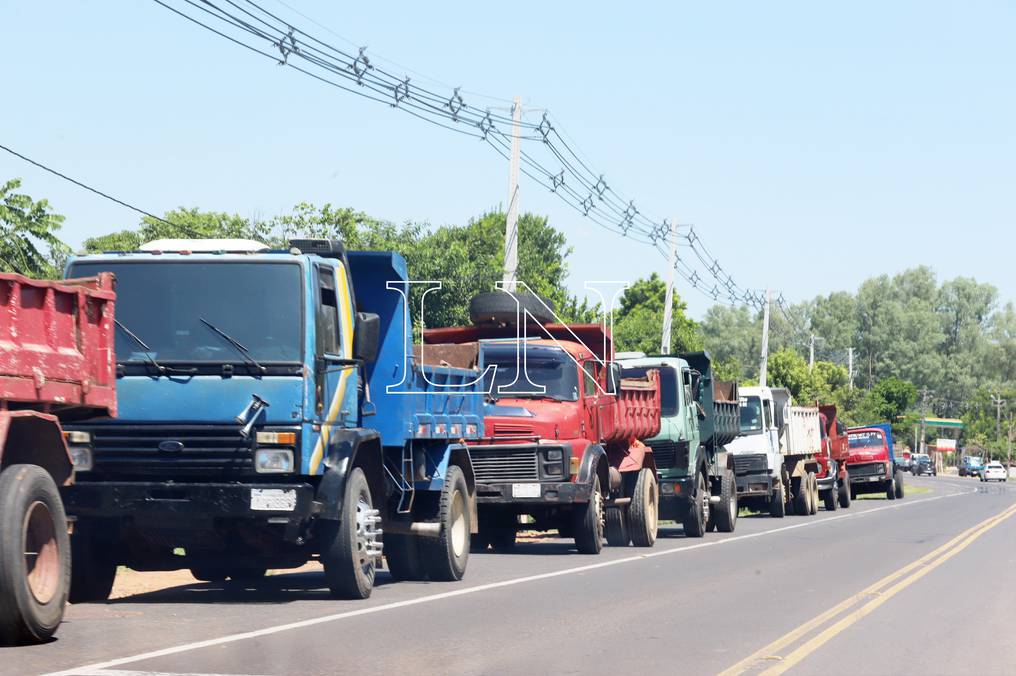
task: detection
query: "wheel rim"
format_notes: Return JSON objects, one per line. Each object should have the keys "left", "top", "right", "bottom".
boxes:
{"left": 449, "top": 489, "right": 468, "bottom": 558}
{"left": 354, "top": 493, "right": 382, "bottom": 574}
{"left": 700, "top": 474, "right": 709, "bottom": 526}
{"left": 648, "top": 479, "right": 658, "bottom": 533}
{"left": 24, "top": 500, "right": 59, "bottom": 604}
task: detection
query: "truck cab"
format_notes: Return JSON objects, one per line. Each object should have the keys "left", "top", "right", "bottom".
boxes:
{"left": 62, "top": 239, "right": 485, "bottom": 601}
{"left": 846, "top": 424, "right": 904, "bottom": 500}
{"left": 618, "top": 352, "right": 740, "bottom": 536}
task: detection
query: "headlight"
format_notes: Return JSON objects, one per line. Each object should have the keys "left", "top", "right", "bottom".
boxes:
{"left": 255, "top": 449, "right": 294, "bottom": 474}
{"left": 69, "top": 446, "right": 93, "bottom": 472}
{"left": 546, "top": 448, "right": 563, "bottom": 461}
{"left": 64, "top": 430, "right": 91, "bottom": 444}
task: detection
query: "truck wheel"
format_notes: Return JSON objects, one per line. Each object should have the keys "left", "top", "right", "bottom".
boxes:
{"left": 320, "top": 468, "right": 381, "bottom": 599}
{"left": 769, "top": 477, "right": 786, "bottom": 518}
{"left": 68, "top": 523, "right": 117, "bottom": 604}
{"left": 421, "top": 465, "right": 471, "bottom": 581}
{"left": 809, "top": 473, "right": 819, "bottom": 515}
{"left": 0, "top": 465, "right": 70, "bottom": 645}
{"left": 572, "top": 475, "right": 604, "bottom": 554}
{"left": 604, "top": 508, "right": 630, "bottom": 547}
{"left": 886, "top": 474, "right": 897, "bottom": 500}
{"left": 629, "top": 468, "right": 660, "bottom": 546}
{"left": 682, "top": 472, "right": 709, "bottom": 537}
{"left": 793, "top": 475, "right": 810, "bottom": 516}
{"left": 894, "top": 470, "right": 905, "bottom": 499}
{"left": 386, "top": 533, "right": 425, "bottom": 580}
{"left": 824, "top": 483, "right": 838, "bottom": 512}
{"left": 838, "top": 472, "right": 852, "bottom": 509}
{"left": 469, "top": 292, "right": 555, "bottom": 326}
{"left": 712, "top": 469, "right": 737, "bottom": 533}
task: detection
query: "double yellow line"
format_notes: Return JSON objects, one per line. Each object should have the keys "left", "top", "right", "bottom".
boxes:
{"left": 719, "top": 501, "right": 1016, "bottom": 676}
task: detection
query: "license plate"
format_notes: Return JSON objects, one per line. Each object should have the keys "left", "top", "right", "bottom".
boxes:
{"left": 250, "top": 488, "right": 297, "bottom": 512}
{"left": 511, "top": 483, "right": 541, "bottom": 498}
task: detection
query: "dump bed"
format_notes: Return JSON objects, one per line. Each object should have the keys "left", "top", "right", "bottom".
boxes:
{"left": 683, "top": 352, "right": 739, "bottom": 447}
{"left": 819, "top": 404, "right": 849, "bottom": 463}
{"left": 772, "top": 387, "right": 821, "bottom": 456}
{"left": 0, "top": 272, "right": 116, "bottom": 419}
{"left": 601, "top": 370, "right": 661, "bottom": 444}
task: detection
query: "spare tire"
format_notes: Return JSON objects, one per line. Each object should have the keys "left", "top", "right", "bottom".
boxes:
{"left": 469, "top": 292, "right": 555, "bottom": 327}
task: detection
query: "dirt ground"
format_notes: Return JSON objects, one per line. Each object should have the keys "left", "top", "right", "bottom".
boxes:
{"left": 109, "top": 562, "right": 323, "bottom": 600}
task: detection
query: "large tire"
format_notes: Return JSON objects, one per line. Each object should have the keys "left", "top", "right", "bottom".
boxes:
{"left": 794, "top": 475, "right": 811, "bottom": 516}
{"left": 0, "top": 465, "right": 70, "bottom": 645}
{"left": 894, "top": 469, "right": 905, "bottom": 499}
{"left": 573, "top": 475, "right": 604, "bottom": 554}
{"left": 421, "top": 465, "right": 471, "bottom": 581}
{"left": 886, "top": 473, "right": 897, "bottom": 500}
{"left": 809, "top": 473, "right": 819, "bottom": 515}
{"left": 604, "top": 508, "right": 630, "bottom": 547}
{"left": 320, "top": 468, "right": 380, "bottom": 599}
{"left": 823, "top": 483, "right": 838, "bottom": 512}
{"left": 629, "top": 468, "right": 660, "bottom": 546}
{"left": 385, "top": 533, "right": 425, "bottom": 581}
{"left": 469, "top": 292, "right": 555, "bottom": 327}
{"left": 712, "top": 470, "right": 738, "bottom": 533}
{"left": 838, "top": 471, "right": 852, "bottom": 509}
{"left": 68, "top": 523, "right": 117, "bottom": 604}
{"left": 769, "top": 477, "right": 787, "bottom": 518}
{"left": 682, "top": 471, "right": 709, "bottom": 537}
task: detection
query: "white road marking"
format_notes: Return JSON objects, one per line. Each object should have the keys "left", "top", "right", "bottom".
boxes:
{"left": 45, "top": 485, "right": 977, "bottom": 676}
{"left": 72, "top": 670, "right": 267, "bottom": 676}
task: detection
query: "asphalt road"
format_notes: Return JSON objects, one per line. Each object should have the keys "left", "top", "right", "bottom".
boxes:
{"left": 7, "top": 475, "right": 1015, "bottom": 676}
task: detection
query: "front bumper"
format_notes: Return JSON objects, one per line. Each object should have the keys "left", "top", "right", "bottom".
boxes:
{"left": 735, "top": 472, "right": 775, "bottom": 497}
{"left": 474, "top": 479, "right": 593, "bottom": 506}
{"left": 62, "top": 481, "right": 316, "bottom": 520}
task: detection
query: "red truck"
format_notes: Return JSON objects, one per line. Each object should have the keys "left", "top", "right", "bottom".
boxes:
{"left": 846, "top": 423, "right": 904, "bottom": 500}
{"left": 0, "top": 272, "right": 116, "bottom": 644}
{"left": 815, "top": 404, "right": 851, "bottom": 511}
{"left": 422, "top": 321, "right": 661, "bottom": 554}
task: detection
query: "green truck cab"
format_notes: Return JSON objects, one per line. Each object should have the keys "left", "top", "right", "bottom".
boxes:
{"left": 618, "top": 352, "right": 741, "bottom": 537}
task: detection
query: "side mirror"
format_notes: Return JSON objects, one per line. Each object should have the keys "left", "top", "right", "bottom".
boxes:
{"left": 606, "top": 362, "right": 622, "bottom": 395}
{"left": 353, "top": 312, "right": 380, "bottom": 363}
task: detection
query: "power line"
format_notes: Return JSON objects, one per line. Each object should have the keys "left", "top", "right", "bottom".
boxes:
{"left": 0, "top": 141, "right": 183, "bottom": 231}
{"left": 150, "top": 0, "right": 774, "bottom": 308}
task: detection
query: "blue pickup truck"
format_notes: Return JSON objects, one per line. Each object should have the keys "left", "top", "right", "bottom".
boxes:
{"left": 61, "top": 238, "right": 483, "bottom": 600}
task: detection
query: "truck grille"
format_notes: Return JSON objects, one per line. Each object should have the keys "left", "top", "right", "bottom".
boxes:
{"left": 849, "top": 462, "right": 884, "bottom": 478}
{"left": 491, "top": 423, "right": 535, "bottom": 438}
{"left": 83, "top": 424, "right": 256, "bottom": 479}
{"left": 733, "top": 454, "right": 769, "bottom": 475}
{"left": 469, "top": 446, "right": 539, "bottom": 483}
{"left": 648, "top": 440, "right": 688, "bottom": 470}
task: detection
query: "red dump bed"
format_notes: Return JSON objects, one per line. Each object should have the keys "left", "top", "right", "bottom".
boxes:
{"left": 603, "top": 371, "right": 662, "bottom": 444}
{"left": 0, "top": 273, "right": 116, "bottom": 419}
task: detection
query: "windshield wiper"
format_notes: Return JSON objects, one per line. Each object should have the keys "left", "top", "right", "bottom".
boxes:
{"left": 199, "top": 317, "right": 267, "bottom": 374}
{"left": 114, "top": 319, "right": 196, "bottom": 375}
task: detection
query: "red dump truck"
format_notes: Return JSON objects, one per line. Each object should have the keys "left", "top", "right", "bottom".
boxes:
{"left": 0, "top": 272, "right": 116, "bottom": 644}
{"left": 423, "top": 319, "right": 662, "bottom": 554}
{"left": 816, "top": 404, "right": 851, "bottom": 511}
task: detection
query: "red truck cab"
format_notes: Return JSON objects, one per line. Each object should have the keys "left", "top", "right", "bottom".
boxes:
{"left": 423, "top": 322, "right": 661, "bottom": 554}
{"left": 846, "top": 424, "right": 904, "bottom": 500}
{"left": 815, "top": 404, "right": 851, "bottom": 510}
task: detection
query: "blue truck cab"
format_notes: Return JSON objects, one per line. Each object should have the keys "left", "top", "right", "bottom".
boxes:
{"left": 62, "top": 238, "right": 484, "bottom": 600}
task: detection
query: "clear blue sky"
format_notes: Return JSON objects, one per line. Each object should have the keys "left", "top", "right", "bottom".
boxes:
{"left": 3, "top": 1, "right": 1013, "bottom": 317}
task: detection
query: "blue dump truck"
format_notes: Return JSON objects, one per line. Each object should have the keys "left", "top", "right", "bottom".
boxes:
{"left": 61, "top": 238, "right": 483, "bottom": 600}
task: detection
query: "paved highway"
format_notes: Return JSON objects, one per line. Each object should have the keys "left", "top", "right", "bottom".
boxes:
{"left": 7, "top": 475, "right": 1015, "bottom": 676}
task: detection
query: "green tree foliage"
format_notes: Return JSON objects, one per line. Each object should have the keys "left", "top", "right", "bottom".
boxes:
{"left": 611, "top": 273, "right": 702, "bottom": 355}
{"left": 0, "top": 178, "right": 69, "bottom": 278}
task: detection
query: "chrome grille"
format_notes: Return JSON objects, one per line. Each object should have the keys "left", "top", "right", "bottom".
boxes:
{"left": 469, "top": 446, "right": 540, "bottom": 482}
{"left": 849, "top": 462, "right": 884, "bottom": 478}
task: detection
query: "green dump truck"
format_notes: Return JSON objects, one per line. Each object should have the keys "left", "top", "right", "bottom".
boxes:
{"left": 618, "top": 352, "right": 741, "bottom": 537}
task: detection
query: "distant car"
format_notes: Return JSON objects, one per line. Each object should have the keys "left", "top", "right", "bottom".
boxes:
{"left": 911, "top": 453, "right": 936, "bottom": 476}
{"left": 897, "top": 455, "right": 913, "bottom": 472}
{"left": 981, "top": 462, "right": 1007, "bottom": 482}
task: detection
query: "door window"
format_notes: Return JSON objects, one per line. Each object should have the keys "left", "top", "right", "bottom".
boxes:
{"left": 316, "top": 266, "right": 340, "bottom": 356}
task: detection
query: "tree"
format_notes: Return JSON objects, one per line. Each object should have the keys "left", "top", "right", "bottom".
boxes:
{"left": 0, "top": 178, "right": 69, "bottom": 278}
{"left": 611, "top": 273, "right": 702, "bottom": 355}
{"left": 700, "top": 304, "right": 761, "bottom": 381}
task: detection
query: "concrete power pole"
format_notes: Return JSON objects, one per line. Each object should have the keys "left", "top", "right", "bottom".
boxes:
{"left": 502, "top": 95, "right": 522, "bottom": 291}
{"left": 919, "top": 388, "right": 933, "bottom": 454}
{"left": 660, "top": 217, "right": 679, "bottom": 355}
{"left": 759, "top": 290, "right": 771, "bottom": 388}
{"left": 847, "top": 347, "right": 854, "bottom": 390}
{"left": 991, "top": 393, "right": 1007, "bottom": 457}
{"left": 809, "top": 334, "right": 816, "bottom": 371}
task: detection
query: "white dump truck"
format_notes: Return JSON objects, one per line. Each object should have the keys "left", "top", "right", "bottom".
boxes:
{"left": 725, "top": 386, "right": 822, "bottom": 517}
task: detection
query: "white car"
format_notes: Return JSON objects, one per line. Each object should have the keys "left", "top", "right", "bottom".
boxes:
{"left": 981, "top": 462, "right": 1008, "bottom": 482}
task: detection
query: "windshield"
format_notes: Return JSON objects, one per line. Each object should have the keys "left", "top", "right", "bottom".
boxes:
{"left": 69, "top": 260, "right": 303, "bottom": 364}
{"left": 848, "top": 430, "right": 886, "bottom": 449}
{"left": 482, "top": 344, "right": 579, "bottom": 401}
{"left": 624, "top": 365, "right": 678, "bottom": 416}
{"left": 740, "top": 396, "right": 763, "bottom": 435}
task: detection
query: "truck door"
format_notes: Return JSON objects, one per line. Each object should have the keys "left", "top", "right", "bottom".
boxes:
{"left": 763, "top": 396, "right": 779, "bottom": 459}
{"left": 580, "top": 361, "right": 601, "bottom": 441}
{"left": 681, "top": 367, "right": 697, "bottom": 440}
{"left": 314, "top": 264, "right": 353, "bottom": 430}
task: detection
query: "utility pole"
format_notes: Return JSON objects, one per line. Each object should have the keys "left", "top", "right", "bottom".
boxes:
{"left": 991, "top": 393, "right": 1007, "bottom": 454}
{"left": 502, "top": 95, "right": 522, "bottom": 291}
{"left": 809, "top": 335, "right": 815, "bottom": 371}
{"left": 847, "top": 347, "right": 854, "bottom": 390}
{"left": 918, "top": 388, "right": 933, "bottom": 454}
{"left": 660, "top": 217, "right": 679, "bottom": 355}
{"left": 759, "top": 289, "right": 771, "bottom": 388}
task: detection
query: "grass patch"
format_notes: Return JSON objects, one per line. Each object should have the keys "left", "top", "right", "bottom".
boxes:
{"left": 855, "top": 484, "right": 932, "bottom": 499}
